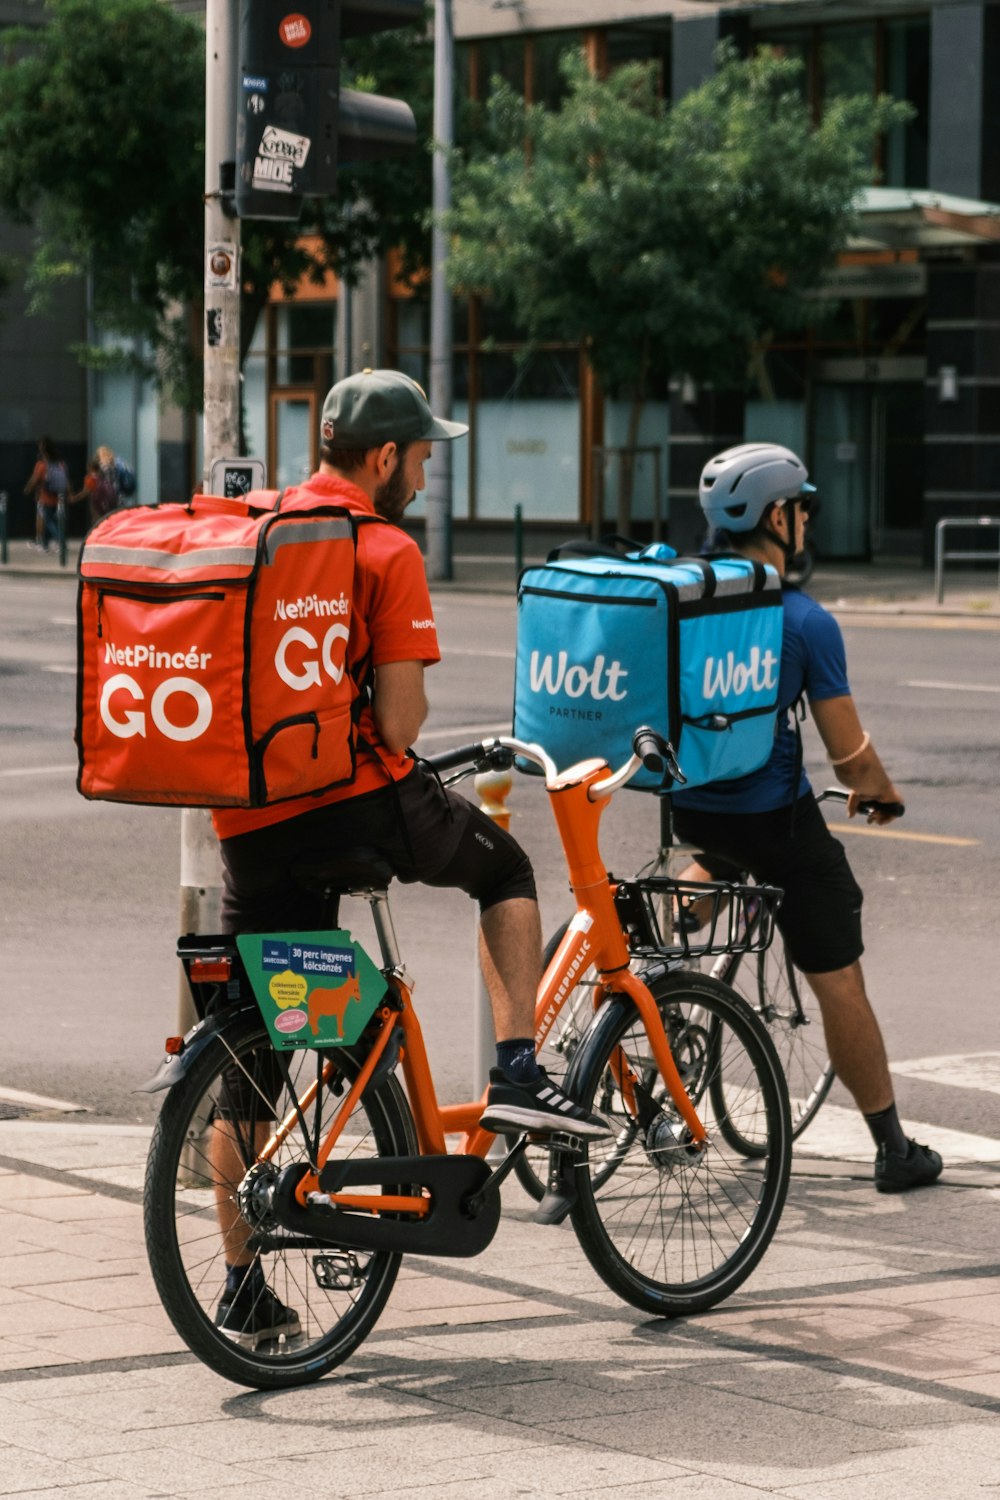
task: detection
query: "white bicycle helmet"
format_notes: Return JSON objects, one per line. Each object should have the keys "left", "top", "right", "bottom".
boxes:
{"left": 699, "top": 442, "right": 815, "bottom": 533}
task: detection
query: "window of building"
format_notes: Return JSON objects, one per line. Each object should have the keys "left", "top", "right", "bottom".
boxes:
{"left": 604, "top": 23, "right": 671, "bottom": 97}
{"left": 756, "top": 16, "right": 930, "bottom": 187}
{"left": 885, "top": 18, "right": 930, "bottom": 188}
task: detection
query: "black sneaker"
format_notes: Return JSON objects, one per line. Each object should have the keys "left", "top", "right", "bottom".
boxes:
{"left": 479, "top": 1066, "right": 612, "bottom": 1139}
{"left": 874, "top": 1138, "right": 943, "bottom": 1194}
{"left": 215, "top": 1281, "right": 301, "bottom": 1348}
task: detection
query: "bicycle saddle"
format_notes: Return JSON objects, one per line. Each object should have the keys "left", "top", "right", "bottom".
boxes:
{"left": 291, "top": 847, "right": 394, "bottom": 895}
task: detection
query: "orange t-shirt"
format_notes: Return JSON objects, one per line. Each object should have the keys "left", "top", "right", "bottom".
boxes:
{"left": 212, "top": 475, "right": 440, "bottom": 841}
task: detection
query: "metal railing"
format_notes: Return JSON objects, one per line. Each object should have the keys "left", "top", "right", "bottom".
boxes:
{"left": 935, "top": 516, "right": 1000, "bottom": 604}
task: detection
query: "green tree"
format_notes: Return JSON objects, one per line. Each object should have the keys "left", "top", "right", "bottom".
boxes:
{"left": 0, "top": 0, "right": 432, "bottom": 404}
{"left": 447, "top": 46, "right": 910, "bottom": 524}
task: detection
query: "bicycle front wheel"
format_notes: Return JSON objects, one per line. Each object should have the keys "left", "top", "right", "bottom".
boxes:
{"left": 144, "top": 1013, "right": 417, "bottom": 1389}
{"left": 718, "top": 939, "right": 834, "bottom": 1150}
{"left": 569, "top": 969, "right": 791, "bottom": 1318}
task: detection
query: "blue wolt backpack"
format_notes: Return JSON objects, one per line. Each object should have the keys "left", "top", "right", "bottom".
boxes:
{"left": 513, "top": 544, "right": 784, "bottom": 791}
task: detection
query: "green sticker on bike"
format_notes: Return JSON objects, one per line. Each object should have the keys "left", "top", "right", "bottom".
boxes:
{"left": 236, "top": 931, "right": 387, "bottom": 1050}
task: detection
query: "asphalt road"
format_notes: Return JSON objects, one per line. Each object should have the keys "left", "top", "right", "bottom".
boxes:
{"left": 1, "top": 571, "right": 997, "bottom": 1146}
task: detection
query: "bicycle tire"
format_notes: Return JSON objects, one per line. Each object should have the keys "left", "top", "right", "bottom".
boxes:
{"left": 715, "top": 938, "right": 835, "bottom": 1152}
{"left": 513, "top": 920, "right": 614, "bottom": 1201}
{"left": 144, "top": 1011, "right": 417, "bottom": 1390}
{"left": 568, "top": 968, "right": 791, "bottom": 1318}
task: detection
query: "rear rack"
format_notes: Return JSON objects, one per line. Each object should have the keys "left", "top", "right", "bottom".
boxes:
{"left": 613, "top": 877, "right": 783, "bottom": 961}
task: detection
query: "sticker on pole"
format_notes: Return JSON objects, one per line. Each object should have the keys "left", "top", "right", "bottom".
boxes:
{"left": 236, "top": 931, "right": 386, "bottom": 1050}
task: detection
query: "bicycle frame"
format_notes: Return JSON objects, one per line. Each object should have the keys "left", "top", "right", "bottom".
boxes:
{"left": 253, "top": 736, "right": 708, "bottom": 1220}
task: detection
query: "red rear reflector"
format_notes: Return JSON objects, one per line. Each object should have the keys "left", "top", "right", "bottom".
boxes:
{"left": 164, "top": 1036, "right": 184, "bottom": 1055}
{"left": 190, "top": 957, "right": 232, "bottom": 983}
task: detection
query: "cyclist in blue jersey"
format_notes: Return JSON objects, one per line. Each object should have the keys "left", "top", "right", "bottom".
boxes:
{"left": 673, "top": 443, "right": 942, "bottom": 1195}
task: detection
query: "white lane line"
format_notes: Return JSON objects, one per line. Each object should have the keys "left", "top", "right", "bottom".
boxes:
{"left": 0, "top": 764, "right": 76, "bottom": 778}
{"left": 795, "top": 1102, "right": 1000, "bottom": 1165}
{"left": 892, "top": 1052, "right": 1000, "bottom": 1096}
{"left": 41, "top": 664, "right": 75, "bottom": 674}
{"left": 902, "top": 679, "right": 1000, "bottom": 694}
{"left": 443, "top": 648, "right": 516, "bottom": 660}
{"left": 416, "top": 722, "right": 511, "bottom": 743}
{"left": 0, "top": 1085, "right": 88, "bottom": 1114}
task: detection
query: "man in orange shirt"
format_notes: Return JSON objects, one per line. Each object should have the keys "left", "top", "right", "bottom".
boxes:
{"left": 213, "top": 371, "right": 608, "bottom": 1345}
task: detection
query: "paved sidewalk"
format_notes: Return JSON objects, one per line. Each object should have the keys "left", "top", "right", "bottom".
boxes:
{"left": 2, "top": 534, "right": 998, "bottom": 622}
{"left": 0, "top": 1111, "right": 998, "bottom": 1498}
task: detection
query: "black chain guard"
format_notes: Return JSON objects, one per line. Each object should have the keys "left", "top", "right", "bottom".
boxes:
{"left": 270, "top": 1154, "right": 502, "bottom": 1258}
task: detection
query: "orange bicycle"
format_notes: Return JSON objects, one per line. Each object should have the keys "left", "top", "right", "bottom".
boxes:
{"left": 143, "top": 729, "right": 792, "bottom": 1389}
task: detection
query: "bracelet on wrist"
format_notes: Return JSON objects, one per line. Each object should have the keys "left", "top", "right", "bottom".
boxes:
{"left": 829, "top": 730, "right": 870, "bottom": 767}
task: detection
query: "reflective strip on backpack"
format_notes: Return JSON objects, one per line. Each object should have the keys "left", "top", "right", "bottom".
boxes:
{"left": 83, "top": 544, "right": 258, "bottom": 571}
{"left": 263, "top": 517, "right": 353, "bottom": 563}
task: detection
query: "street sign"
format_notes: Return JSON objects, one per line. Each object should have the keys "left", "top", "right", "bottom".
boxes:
{"left": 210, "top": 457, "right": 267, "bottom": 498}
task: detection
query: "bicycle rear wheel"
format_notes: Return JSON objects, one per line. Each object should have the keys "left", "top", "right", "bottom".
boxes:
{"left": 717, "top": 938, "right": 834, "bottom": 1151}
{"left": 569, "top": 969, "right": 791, "bottom": 1317}
{"left": 144, "top": 1012, "right": 417, "bottom": 1389}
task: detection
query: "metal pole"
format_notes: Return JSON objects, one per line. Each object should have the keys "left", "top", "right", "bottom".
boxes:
{"left": 178, "top": 0, "right": 239, "bottom": 1030}
{"left": 425, "top": 0, "right": 454, "bottom": 581}
{"left": 513, "top": 502, "right": 523, "bottom": 577}
{"left": 57, "top": 497, "right": 67, "bottom": 568}
{"left": 0, "top": 491, "right": 7, "bottom": 564}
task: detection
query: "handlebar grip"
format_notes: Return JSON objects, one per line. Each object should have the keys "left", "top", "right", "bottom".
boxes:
{"left": 633, "top": 729, "right": 665, "bottom": 775}
{"left": 857, "top": 798, "right": 905, "bottom": 818}
{"left": 423, "top": 741, "right": 486, "bottom": 773}
{"left": 818, "top": 787, "right": 904, "bottom": 818}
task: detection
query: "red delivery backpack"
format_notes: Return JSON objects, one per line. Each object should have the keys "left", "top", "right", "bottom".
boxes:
{"left": 76, "top": 489, "right": 374, "bottom": 808}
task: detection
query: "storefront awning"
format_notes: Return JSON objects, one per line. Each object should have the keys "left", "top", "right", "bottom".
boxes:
{"left": 852, "top": 187, "right": 1000, "bottom": 251}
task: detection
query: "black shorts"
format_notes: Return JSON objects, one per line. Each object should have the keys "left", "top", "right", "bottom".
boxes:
{"left": 219, "top": 764, "right": 536, "bottom": 934}
{"left": 671, "top": 792, "right": 864, "bottom": 974}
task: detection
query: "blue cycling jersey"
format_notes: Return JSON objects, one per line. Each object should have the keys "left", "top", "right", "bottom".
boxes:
{"left": 672, "top": 584, "right": 850, "bottom": 815}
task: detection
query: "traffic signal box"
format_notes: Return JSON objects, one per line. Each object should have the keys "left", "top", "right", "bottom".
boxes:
{"left": 236, "top": 0, "right": 423, "bottom": 221}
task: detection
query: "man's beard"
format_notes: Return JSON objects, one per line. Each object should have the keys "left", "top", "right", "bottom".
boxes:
{"left": 373, "top": 462, "right": 412, "bottom": 524}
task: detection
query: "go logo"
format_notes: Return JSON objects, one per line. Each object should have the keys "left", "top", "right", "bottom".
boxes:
{"left": 100, "top": 674, "right": 213, "bottom": 742}
{"left": 274, "top": 623, "right": 349, "bottom": 690}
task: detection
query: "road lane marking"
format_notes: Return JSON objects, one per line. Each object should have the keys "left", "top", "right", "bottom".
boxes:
{"left": 827, "top": 823, "right": 980, "bottom": 847}
{"left": 416, "top": 722, "right": 511, "bottom": 743}
{"left": 795, "top": 1102, "right": 1000, "bottom": 1165}
{"left": 443, "top": 647, "right": 515, "bottom": 660}
{"left": 902, "top": 679, "right": 1000, "bottom": 694}
{"left": 0, "top": 764, "right": 76, "bottom": 778}
{"left": 0, "top": 1085, "right": 87, "bottom": 1114}
{"left": 41, "top": 664, "right": 75, "bottom": 674}
{"left": 892, "top": 1053, "right": 1000, "bottom": 1096}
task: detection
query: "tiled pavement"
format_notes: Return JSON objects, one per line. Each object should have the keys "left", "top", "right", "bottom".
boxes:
{"left": 0, "top": 1113, "right": 998, "bottom": 1498}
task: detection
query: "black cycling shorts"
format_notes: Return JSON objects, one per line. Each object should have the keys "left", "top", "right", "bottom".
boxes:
{"left": 219, "top": 764, "right": 536, "bottom": 934}
{"left": 671, "top": 792, "right": 864, "bottom": 974}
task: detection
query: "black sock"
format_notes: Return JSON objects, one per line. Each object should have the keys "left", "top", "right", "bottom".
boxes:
{"left": 225, "top": 1261, "right": 262, "bottom": 1296}
{"left": 863, "top": 1103, "right": 909, "bottom": 1157}
{"left": 496, "top": 1038, "right": 541, "bottom": 1083}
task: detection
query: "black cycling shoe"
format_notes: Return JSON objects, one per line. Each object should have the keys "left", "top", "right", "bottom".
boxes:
{"left": 215, "top": 1281, "right": 301, "bottom": 1348}
{"left": 479, "top": 1066, "right": 612, "bottom": 1139}
{"left": 874, "top": 1138, "right": 943, "bottom": 1194}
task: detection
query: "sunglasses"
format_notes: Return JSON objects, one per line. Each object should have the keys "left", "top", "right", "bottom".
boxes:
{"left": 775, "top": 492, "right": 820, "bottom": 519}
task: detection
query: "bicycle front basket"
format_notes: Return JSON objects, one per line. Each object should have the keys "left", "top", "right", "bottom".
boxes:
{"left": 613, "top": 877, "right": 783, "bottom": 961}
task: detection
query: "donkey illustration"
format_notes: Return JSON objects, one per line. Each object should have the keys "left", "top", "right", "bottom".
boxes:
{"left": 307, "top": 971, "right": 362, "bottom": 1040}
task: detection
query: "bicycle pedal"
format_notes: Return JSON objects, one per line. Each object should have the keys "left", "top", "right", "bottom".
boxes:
{"left": 538, "top": 1130, "right": 586, "bottom": 1158}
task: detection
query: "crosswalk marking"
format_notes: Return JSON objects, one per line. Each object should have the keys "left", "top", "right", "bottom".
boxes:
{"left": 794, "top": 1102, "right": 1000, "bottom": 1166}
{"left": 891, "top": 1052, "right": 1000, "bottom": 1096}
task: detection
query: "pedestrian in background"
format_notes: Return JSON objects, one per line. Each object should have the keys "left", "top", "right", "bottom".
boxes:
{"left": 71, "top": 447, "right": 119, "bottom": 526}
{"left": 23, "top": 437, "right": 69, "bottom": 551}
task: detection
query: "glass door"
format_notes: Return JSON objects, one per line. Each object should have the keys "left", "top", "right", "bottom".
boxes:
{"left": 270, "top": 392, "right": 316, "bottom": 490}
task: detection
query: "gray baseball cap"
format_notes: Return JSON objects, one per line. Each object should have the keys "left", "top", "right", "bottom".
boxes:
{"left": 320, "top": 368, "right": 468, "bottom": 447}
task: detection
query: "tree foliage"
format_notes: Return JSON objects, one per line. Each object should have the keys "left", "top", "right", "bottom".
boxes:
{"left": 447, "top": 47, "right": 911, "bottom": 399}
{"left": 0, "top": 0, "right": 433, "bottom": 402}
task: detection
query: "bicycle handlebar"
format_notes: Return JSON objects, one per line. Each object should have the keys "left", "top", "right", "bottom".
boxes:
{"left": 816, "top": 787, "right": 905, "bottom": 819}
{"left": 423, "top": 727, "right": 680, "bottom": 798}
